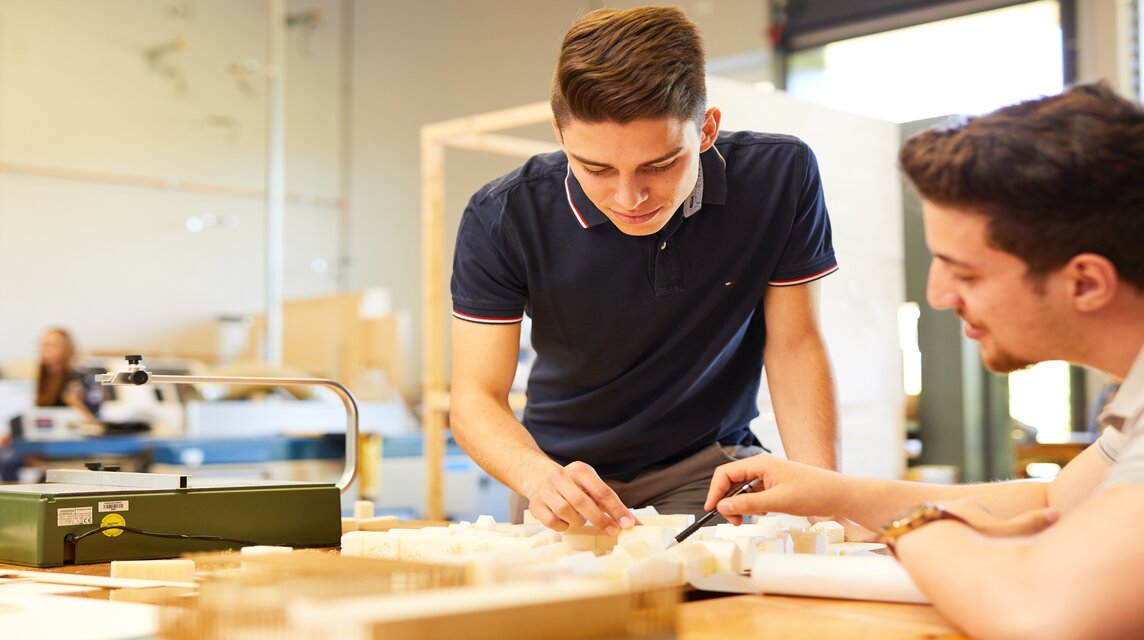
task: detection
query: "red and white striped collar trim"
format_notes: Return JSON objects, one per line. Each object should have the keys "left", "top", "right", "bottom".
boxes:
{"left": 564, "top": 167, "right": 590, "bottom": 229}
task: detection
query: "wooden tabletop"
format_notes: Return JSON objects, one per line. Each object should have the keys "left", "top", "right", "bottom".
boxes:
{"left": 2, "top": 560, "right": 966, "bottom": 639}
{"left": 680, "top": 593, "right": 965, "bottom": 639}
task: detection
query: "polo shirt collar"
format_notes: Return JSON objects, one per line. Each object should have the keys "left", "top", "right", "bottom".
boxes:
{"left": 1100, "top": 344, "right": 1144, "bottom": 431}
{"left": 562, "top": 143, "right": 729, "bottom": 230}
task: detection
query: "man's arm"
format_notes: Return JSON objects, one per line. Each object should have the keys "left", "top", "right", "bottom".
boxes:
{"left": 450, "top": 318, "right": 635, "bottom": 533}
{"left": 895, "top": 484, "right": 1144, "bottom": 639}
{"left": 762, "top": 281, "right": 837, "bottom": 469}
{"left": 706, "top": 443, "right": 1111, "bottom": 530}
{"left": 450, "top": 318, "right": 546, "bottom": 492}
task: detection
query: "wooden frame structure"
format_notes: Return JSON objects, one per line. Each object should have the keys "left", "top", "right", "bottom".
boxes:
{"left": 421, "top": 102, "right": 558, "bottom": 520}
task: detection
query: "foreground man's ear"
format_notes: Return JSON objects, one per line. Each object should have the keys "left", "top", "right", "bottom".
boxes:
{"left": 1067, "top": 253, "right": 1118, "bottom": 312}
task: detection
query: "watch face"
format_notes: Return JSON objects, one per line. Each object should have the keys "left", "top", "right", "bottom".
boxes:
{"left": 885, "top": 503, "right": 943, "bottom": 537}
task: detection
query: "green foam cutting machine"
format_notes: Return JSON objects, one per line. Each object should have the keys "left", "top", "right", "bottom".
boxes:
{"left": 0, "top": 355, "right": 359, "bottom": 567}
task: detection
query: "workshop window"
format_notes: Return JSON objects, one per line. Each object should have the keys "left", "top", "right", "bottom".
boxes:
{"left": 784, "top": 1, "right": 1063, "bottom": 122}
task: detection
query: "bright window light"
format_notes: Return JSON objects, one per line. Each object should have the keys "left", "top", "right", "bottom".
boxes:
{"left": 898, "top": 302, "right": 922, "bottom": 396}
{"left": 1010, "top": 361, "right": 1072, "bottom": 443}
{"left": 787, "top": 1, "right": 1064, "bottom": 122}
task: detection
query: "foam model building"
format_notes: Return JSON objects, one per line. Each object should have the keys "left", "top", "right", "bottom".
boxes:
{"left": 339, "top": 503, "right": 884, "bottom": 591}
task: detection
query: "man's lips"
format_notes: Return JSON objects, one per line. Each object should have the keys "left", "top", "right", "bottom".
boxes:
{"left": 610, "top": 207, "right": 660, "bottom": 223}
{"left": 962, "top": 318, "right": 986, "bottom": 339}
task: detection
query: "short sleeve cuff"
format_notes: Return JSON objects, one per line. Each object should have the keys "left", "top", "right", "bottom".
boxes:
{"left": 1096, "top": 426, "right": 1127, "bottom": 465}
{"left": 768, "top": 256, "right": 839, "bottom": 287}
{"left": 452, "top": 302, "right": 524, "bottom": 324}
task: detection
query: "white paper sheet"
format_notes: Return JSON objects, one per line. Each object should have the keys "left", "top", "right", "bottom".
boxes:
{"left": 752, "top": 553, "right": 929, "bottom": 604}
{"left": 689, "top": 554, "right": 930, "bottom": 604}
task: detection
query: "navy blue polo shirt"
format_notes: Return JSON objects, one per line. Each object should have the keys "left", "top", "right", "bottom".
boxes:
{"left": 451, "top": 131, "right": 837, "bottom": 482}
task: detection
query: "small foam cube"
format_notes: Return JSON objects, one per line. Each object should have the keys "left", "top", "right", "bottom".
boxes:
{"left": 808, "top": 520, "right": 845, "bottom": 544}
{"left": 617, "top": 525, "right": 680, "bottom": 549}
{"left": 353, "top": 500, "right": 374, "bottom": 519}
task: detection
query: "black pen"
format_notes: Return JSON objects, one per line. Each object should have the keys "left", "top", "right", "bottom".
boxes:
{"left": 665, "top": 477, "right": 760, "bottom": 549}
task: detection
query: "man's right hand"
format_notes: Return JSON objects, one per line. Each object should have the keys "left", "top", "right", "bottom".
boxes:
{"left": 704, "top": 454, "right": 845, "bottom": 525}
{"left": 526, "top": 461, "right": 637, "bottom": 535}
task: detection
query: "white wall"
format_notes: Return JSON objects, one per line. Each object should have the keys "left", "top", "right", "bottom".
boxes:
{"left": 707, "top": 77, "right": 907, "bottom": 479}
{"left": 0, "top": 0, "right": 777, "bottom": 375}
{"left": 0, "top": 0, "right": 344, "bottom": 364}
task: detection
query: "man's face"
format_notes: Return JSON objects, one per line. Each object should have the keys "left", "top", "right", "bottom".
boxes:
{"left": 554, "top": 109, "right": 719, "bottom": 236}
{"left": 923, "top": 200, "right": 1074, "bottom": 373}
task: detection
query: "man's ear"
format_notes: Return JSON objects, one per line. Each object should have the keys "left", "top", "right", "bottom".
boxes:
{"left": 699, "top": 107, "right": 721, "bottom": 152}
{"left": 1066, "top": 253, "right": 1118, "bottom": 312}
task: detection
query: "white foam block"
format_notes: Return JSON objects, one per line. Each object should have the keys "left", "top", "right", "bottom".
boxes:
{"left": 241, "top": 545, "right": 293, "bottom": 556}
{"left": 697, "top": 539, "right": 745, "bottom": 574}
{"left": 474, "top": 515, "right": 498, "bottom": 530}
{"left": 758, "top": 534, "right": 793, "bottom": 555}
{"left": 341, "top": 530, "right": 401, "bottom": 559}
{"left": 789, "top": 529, "right": 828, "bottom": 555}
{"left": 808, "top": 520, "right": 845, "bottom": 544}
{"left": 613, "top": 540, "right": 657, "bottom": 564}
{"left": 353, "top": 500, "right": 375, "bottom": 519}
{"left": 617, "top": 525, "right": 680, "bottom": 549}
{"left": 624, "top": 552, "right": 685, "bottom": 590}
{"left": 713, "top": 521, "right": 783, "bottom": 540}
{"left": 109, "top": 559, "right": 195, "bottom": 583}
{"left": 667, "top": 541, "right": 718, "bottom": 579}
{"left": 357, "top": 516, "right": 399, "bottom": 531}
{"left": 636, "top": 513, "right": 695, "bottom": 528}
{"left": 341, "top": 517, "right": 360, "bottom": 534}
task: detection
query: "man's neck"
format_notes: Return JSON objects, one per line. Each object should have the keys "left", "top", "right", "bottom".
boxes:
{"left": 1077, "top": 298, "right": 1144, "bottom": 380}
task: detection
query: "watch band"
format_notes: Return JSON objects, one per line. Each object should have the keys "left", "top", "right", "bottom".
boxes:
{"left": 881, "top": 502, "right": 971, "bottom": 557}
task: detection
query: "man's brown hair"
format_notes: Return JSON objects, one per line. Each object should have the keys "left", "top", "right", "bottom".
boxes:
{"left": 900, "top": 82, "right": 1144, "bottom": 290}
{"left": 551, "top": 6, "right": 706, "bottom": 128}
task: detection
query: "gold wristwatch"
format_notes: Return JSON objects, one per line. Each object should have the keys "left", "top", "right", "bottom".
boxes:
{"left": 881, "top": 502, "right": 970, "bottom": 556}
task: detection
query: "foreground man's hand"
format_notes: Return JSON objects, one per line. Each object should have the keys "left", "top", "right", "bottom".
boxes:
{"left": 705, "top": 454, "right": 843, "bottom": 525}
{"left": 935, "top": 498, "right": 1059, "bottom": 537}
{"left": 527, "top": 460, "right": 637, "bottom": 535}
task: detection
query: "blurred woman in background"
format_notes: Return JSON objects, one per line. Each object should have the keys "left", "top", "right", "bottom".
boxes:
{"left": 35, "top": 327, "right": 102, "bottom": 420}
{"left": 2, "top": 327, "right": 103, "bottom": 481}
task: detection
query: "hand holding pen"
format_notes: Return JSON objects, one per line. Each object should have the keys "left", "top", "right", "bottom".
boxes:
{"left": 665, "top": 478, "right": 760, "bottom": 549}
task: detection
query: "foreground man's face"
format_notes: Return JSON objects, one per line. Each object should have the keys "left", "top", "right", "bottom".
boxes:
{"left": 923, "top": 201, "right": 1071, "bottom": 373}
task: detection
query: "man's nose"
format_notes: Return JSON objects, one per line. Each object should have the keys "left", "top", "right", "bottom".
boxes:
{"left": 926, "top": 263, "right": 957, "bottom": 309}
{"left": 613, "top": 174, "right": 648, "bottom": 210}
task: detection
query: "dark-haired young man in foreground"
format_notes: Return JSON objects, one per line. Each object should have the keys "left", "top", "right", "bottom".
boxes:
{"left": 708, "top": 82, "right": 1144, "bottom": 639}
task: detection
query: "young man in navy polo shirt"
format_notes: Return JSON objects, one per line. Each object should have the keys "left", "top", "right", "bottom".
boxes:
{"left": 450, "top": 6, "right": 839, "bottom": 533}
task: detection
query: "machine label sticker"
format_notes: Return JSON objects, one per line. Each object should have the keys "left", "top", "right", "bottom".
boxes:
{"left": 57, "top": 507, "right": 93, "bottom": 527}
{"left": 99, "top": 500, "right": 129, "bottom": 513}
{"left": 100, "top": 513, "right": 126, "bottom": 537}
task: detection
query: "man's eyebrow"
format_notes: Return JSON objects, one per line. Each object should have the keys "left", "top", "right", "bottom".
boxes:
{"left": 934, "top": 253, "right": 975, "bottom": 269}
{"left": 570, "top": 146, "right": 684, "bottom": 168}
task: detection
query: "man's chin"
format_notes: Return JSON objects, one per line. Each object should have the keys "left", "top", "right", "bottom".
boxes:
{"left": 980, "top": 349, "right": 1036, "bottom": 374}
